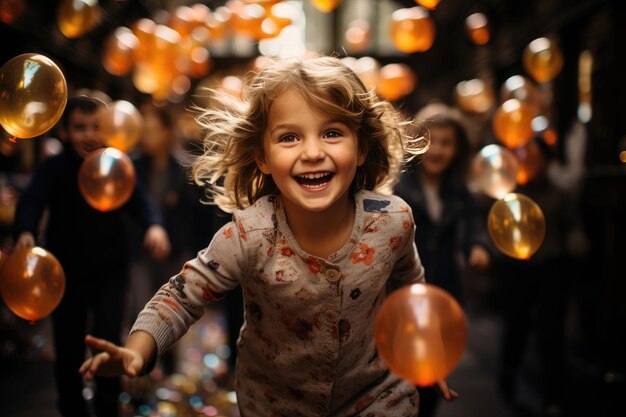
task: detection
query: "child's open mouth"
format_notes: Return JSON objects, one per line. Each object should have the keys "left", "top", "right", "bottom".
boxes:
{"left": 295, "top": 172, "right": 334, "bottom": 189}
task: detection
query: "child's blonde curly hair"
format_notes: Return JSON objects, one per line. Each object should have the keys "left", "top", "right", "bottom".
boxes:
{"left": 192, "top": 56, "right": 428, "bottom": 212}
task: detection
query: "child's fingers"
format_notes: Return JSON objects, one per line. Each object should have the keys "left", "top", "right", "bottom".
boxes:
{"left": 85, "top": 352, "right": 111, "bottom": 381}
{"left": 85, "top": 335, "right": 119, "bottom": 354}
{"left": 78, "top": 358, "right": 91, "bottom": 375}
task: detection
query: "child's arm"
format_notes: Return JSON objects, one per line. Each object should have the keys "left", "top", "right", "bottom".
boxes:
{"left": 79, "top": 331, "right": 157, "bottom": 381}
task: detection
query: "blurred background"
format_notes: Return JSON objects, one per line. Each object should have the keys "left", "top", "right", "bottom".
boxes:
{"left": 0, "top": 0, "right": 625, "bottom": 417}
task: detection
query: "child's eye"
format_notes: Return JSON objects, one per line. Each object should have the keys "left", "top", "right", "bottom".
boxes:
{"left": 279, "top": 134, "right": 298, "bottom": 143}
{"left": 323, "top": 130, "right": 343, "bottom": 139}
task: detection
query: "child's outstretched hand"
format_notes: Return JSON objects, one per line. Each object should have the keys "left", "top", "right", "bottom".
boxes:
{"left": 79, "top": 335, "right": 144, "bottom": 381}
{"left": 436, "top": 379, "right": 459, "bottom": 401}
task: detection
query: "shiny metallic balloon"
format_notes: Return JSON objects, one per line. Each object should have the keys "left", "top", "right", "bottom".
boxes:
{"left": 0, "top": 53, "right": 67, "bottom": 138}
{"left": 488, "top": 193, "right": 546, "bottom": 260}
{"left": 470, "top": 144, "right": 519, "bottom": 199}
{"left": 523, "top": 37, "right": 564, "bottom": 84}
{"left": 375, "top": 283, "right": 468, "bottom": 387}
{"left": 492, "top": 99, "right": 534, "bottom": 149}
{"left": 390, "top": 6, "right": 435, "bottom": 53}
{"left": 57, "top": 0, "right": 101, "bottom": 39}
{"left": 98, "top": 100, "right": 143, "bottom": 153}
{"left": 78, "top": 147, "right": 136, "bottom": 212}
{"left": 0, "top": 247, "right": 65, "bottom": 322}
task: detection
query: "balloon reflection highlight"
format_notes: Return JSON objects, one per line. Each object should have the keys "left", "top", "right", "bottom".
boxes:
{"left": 488, "top": 193, "right": 545, "bottom": 260}
{"left": 375, "top": 283, "right": 468, "bottom": 387}
{"left": 0, "top": 53, "right": 67, "bottom": 138}
{"left": 471, "top": 144, "right": 519, "bottom": 199}
{"left": 0, "top": 247, "right": 65, "bottom": 322}
{"left": 78, "top": 147, "right": 136, "bottom": 212}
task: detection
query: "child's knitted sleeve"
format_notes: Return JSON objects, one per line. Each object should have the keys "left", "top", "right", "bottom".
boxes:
{"left": 130, "top": 218, "right": 248, "bottom": 362}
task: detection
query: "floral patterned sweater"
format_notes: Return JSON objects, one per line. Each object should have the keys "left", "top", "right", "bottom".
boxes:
{"left": 131, "top": 190, "right": 425, "bottom": 417}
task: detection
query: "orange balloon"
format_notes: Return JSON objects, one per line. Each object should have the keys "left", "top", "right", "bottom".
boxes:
{"left": 454, "top": 79, "right": 495, "bottom": 114}
{"left": 103, "top": 26, "right": 139, "bottom": 76}
{"left": 310, "top": 0, "right": 343, "bottom": 13}
{"left": 56, "top": 0, "right": 102, "bottom": 39}
{"left": 0, "top": 53, "right": 68, "bottom": 139}
{"left": 488, "top": 193, "right": 546, "bottom": 260}
{"left": 375, "top": 283, "right": 468, "bottom": 387}
{"left": 390, "top": 7, "right": 435, "bottom": 53}
{"left": 465, "top": 12, "right": 489, "bottom": 45}
{"left": 470, "top": 144, "right": 519, "bottom": 199}
{"left": 376, "top": 63, "right": 417, "bottom": 102}
{"left": 131, "top": 18, "right": 157, "bottom": 62}
{"left": 416, "top": 0, "right": 441, "bottom": 9}
{"left": 98, "top": 100, "right": 143, "bottom": 152}
{"left": 523, "top": 37, "right": 564, "bottom": 83}
{"left": 500, "top": 75, "right": 540, "bottom": 116}
{"left": 0, "top": 247, "right": 65, "bottom": 322}
{"left": 492, "top": 99, "right": 534, "bottom": 149}
{"left": 78, "top": 147, "right": 136, "bottom": 212}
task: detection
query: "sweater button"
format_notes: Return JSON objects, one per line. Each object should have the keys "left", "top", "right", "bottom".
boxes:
{"left": 325, "top": 268, "right": 341, "bottom": 283}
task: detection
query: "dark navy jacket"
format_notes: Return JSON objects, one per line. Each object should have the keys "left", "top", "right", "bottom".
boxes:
{"left": 395, "top": 170, "right": 489, "bottom": 300}
{"left": 13, "top": 145, "right": 162, "bottom": 276}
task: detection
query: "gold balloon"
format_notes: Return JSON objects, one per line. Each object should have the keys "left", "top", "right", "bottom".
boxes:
{"left": 310, "top": 0, "right": 343, "bottom": 13}
{"left": 78, "top": 147, "right": 136, "bottom": 212}
{"left": 465, "top": 12, "right": 489, "bottom": 45}
{"left": 470, "top": 144, "right": 519, "bottom": 199}
{"left": 98, "top": 100, "right": 143, "bottom": 152}
{"left": 0, "top": 247, "right": 65, "bottom": 322}
{"left": 500, "top": 75, "right": 540, "bottom": 116}
{"left": 103, "top": 26, "right": 139, "bottom": 76}
{"left": 390, "top": 7, "right": 435, "bottom": 53}
{"left": 376, "top": 63, "right": 417, "bottom": 102}
{"left": 488, "top": 193, "right": 546, "bottom": 260}
{"left": 57, "top": 0, "right": 102, "bottom": 39}
{"left": 375, "top": 283, "right": 468, "bottom": 387}
{"left": 492, "top": 99, "right": 534, "bottom": 149}
{"left": 523, "top": 37, "right": 564, "bottom": 83}
{"left": 0, "top": 53, "right": 68, "bottom": 139}
{"left": 454, "top": 78, "right": 495, "bottom": 114}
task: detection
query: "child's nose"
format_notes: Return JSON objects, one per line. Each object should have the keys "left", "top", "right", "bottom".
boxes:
{"left": 301, "top": 138, "right": 325, "bottom": 161}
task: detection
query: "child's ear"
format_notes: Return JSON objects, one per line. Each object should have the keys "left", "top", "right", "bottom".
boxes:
{"left": 255, "top": 153, "right": 271, "bottom": 175}
{"left": 357, "top": 142, "right": 368, "bottom": 166}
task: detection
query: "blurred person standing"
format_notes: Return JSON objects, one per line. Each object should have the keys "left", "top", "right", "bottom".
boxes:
{"left": 127, "top": 103, "right": 196, "bottom": 373}
{"left": 12, "top": 95, "right": 170, "bottom": 417}
{"left": 395, "top": 105, "right": 491, "bottom": 417}
{"left": 495, "top": 138, "right": 588, "bottom": 417}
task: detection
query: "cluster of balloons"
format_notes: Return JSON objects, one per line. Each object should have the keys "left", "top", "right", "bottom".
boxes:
{"left": 0, "top": 53, "right": 68, "bottom": 139}
{"left": 470, "top": 144, "right": 546, "bottom": 260}
{"left": 0, "top": 247, "right": 65, "bottom": 323}
{"left": 98, "top": 1, "right": 302, "bottom": 102}
{"left": 375, "top": 283, "right": 467, "bottom": 386}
